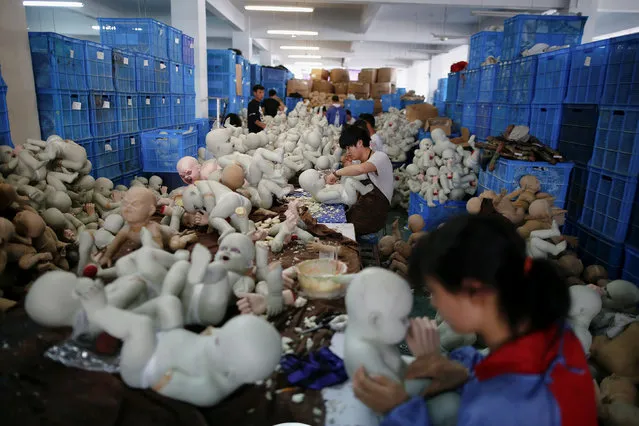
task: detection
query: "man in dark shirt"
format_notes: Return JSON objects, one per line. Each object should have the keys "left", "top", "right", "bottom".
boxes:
{"left": 262, "top": 89, "right": 283, "bottom": 117}
{"left": 247, "top": 84, "right": 266, "bottom": 133}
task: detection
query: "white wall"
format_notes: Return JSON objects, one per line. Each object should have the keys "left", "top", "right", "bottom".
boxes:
{"left": 429, "top": 44, "right": 469, "bottom": 100}
{"left": 402, "top": 60, "right": 430, "bottom": 97}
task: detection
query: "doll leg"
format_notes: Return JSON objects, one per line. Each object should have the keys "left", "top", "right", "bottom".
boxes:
{"left": 76, "top": 230, "right": 95, "bottom": 275}
{"left": 47, "top": 171, "right": 78, "bottom": 190}
{"left": 256, "top": 181, "right": 275, "bottom": 209}
{"left": 283, "top": 158, "right": 304, "bottom": 172}
{"left": 346, "top": 179, "right": 374, "bottom": 196}
{"left": 60, "top": 159, "right": 86, "bottom": 171}
{"left": 529, "top": 237, "right": 567, "bottom": 258}
{"left": 209, "top": 193, "right": 252, "bottom": 233}
{"left": 209, "top": 217, "right": 236, "bottom": 241}
{"left": 105, "top": 275, "right": 148, "bottom": 308}
{"left": 261, "top": 179, "right": 293, "bottom": 199}
{"left": 529, "top": 220, "right": 561, "bottom": 239}
{"left": 131, "top": 295, "right": 184, "bottom": 330}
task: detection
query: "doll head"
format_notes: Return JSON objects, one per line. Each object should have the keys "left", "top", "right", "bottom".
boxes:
{"left": 74, "top": 175, "right": 95, "bottom": 192}
{"left": 121, "top": 187, "right": 156, "bottom": 226}
{"left": 299, "top": 169, "right": 324, "bottom": 194}
{"left": 47, "top": 191, "right": 72, "bottom": 212}
{"left": 206, "top": 128, "right": 234, "bottom": 158}
{"left": 181, "top": 185, "right": 204, "bottom": 213}
{"left": 0, "top": 145, "right": 16, "bottom": 163}
{"left": 407, "top": 214, "right": 425, "bottom": 233}
{"left": 25, "top": 271, "right": 82, "bottom": 327}
{"left": 221, "top": 164, "right": 245, "bottom": 191}
{"left": 214, "top": 232, "right": 255, "bottom": 274}
{"left": 95, "top": 177, "right": 114, "bottom": 197}
{"left": 103, "top": 214, "right": 125, "bottom": 235}
{"left": 519, "top": 175, "right": 541, "bottom": 193}
{"left": 406, "top": 164, "right": 420, "bottom": 177}
{"left": 149, "top": 176, "right": 163, "bottom": 192}
{"left": 177, "top": 156, "right": 201, "bottom": 185}
{"left": 466, "top": 197, "right": 482, "bottom": 214}
{"left": 378, "top": 235, "right": 397, "bottom": 257}
{"left": 316, "top": 156, "right": 331, "bottom": 170}
{"left": 211, "top": 314, "right": 282, "bottom": 384}
{"left": 14, "top": 210, "right": 46, "bottom": 238}
{"left": 345, "top": 267, "right": 412, "bottom": 345}
{"left": 0, "top": 217, "right": 15, "bottom": 245}
{"left": 583, "top": 265, "right": 608, "bottom": 284}
{"left": 602, "top": 280, "right": 639, "bottom": 312}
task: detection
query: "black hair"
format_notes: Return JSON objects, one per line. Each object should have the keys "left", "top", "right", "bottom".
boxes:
{"left": 269, "top": 89, "right": 277, "bottom": 97}
{"left": 321, "top": 106, "right": 327, "bottom": 113}
{"left": 225, "top": 113, "right": 242, "bottom": 127}
{"left": 353, "top": 119, "right": 370, "bottom": 134}
{"left": 359, "top": 113, "right": 375, "bottom": 128}
{"left": 339, "top": 124, "right": 371, "bottom": 149}
{"left": 332, "top": 95, "right": 339, "bottom": 102}
{"left": 409, "top": 214, "right": 569, "bottom": 334}
{"left": 253, "top": 84, "right": 265, "bottom": 93}
{"left": 346, "top": 109, "right": 352, "bottom": 116}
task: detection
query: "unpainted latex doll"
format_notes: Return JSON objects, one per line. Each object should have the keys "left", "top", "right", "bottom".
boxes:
{"left": 75, "top": 214, "right": 125, "bottom": 274}
{"left": 599, "top": 280, "right": 639, "bottom": 314}
{"left": 299, "top": 169, "right": 373, "bottom": 206}
{"left": 7, "top": 210, "right": 68, "bottom": 271}
{"left": 237, "top": 256, "right": 297, "bottom": 318}
{"left": 177, "top": 156, "right": 203, "bottom": 185}
{"left": 407, "top": 214, "right": 428, "bottom": 246}
{"left": 38, "top": 135, "right": 90, "bottom": 172}
{"left": 517, "top": 198, "right": 554, "bottom": 239}
{"left": 41, "top": 207, "right": 86, "bottom": 241}
{"left": 568, "top": 285, "right": 602, "bottom": 356}
{"left": 213, "top": 232, "right": 257, "bottom": 296}
{"left": 526, "top": 220, "right": 567, "bottom": 259}
{"left": 148, "top": 175, "right": 169, "bottom": 202}
{"left": 72, "top": 276, "right": 282, "bottom": 407}
{"left": 344, "top": 267, "right": 461, "bottom": 425}
{"left": 269, "top": 199, "right": 315, "bottom": 253}
{"left": 0, "top": 217, "right": 15, "bottom": 274}
{"left": 379, "top": 219, "right": 402, "bottom": 260}
{"left": 93, "top": 177, "right": 121, "bottom": 217}
{"left": 100, "top": 187, "right": 164, "bottom": 267}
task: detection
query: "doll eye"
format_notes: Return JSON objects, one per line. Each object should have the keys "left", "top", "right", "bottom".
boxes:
{"left": 231, "top": 248, "right": 240, "bottom": 254}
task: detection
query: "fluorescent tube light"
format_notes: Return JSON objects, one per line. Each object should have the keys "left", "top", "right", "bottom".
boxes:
{"left": 280, "top": 45, "right": 320, "bottom": 50}
{"left": 295, "top": 61, "right": 322, "bottom": 66}
{"left": 268, "top": 30, "right": 318, "bottom": 36}
{"left": 23, "top": 1, "right": 84, "bottom": 7}
{"left": 245, "top": 5, "right": 313, "bottom": 12}
{"left": 91, "top": 25, "right": 100, "bottom": 30}
{"left": 289, "top": 54, "right": 321, "bottom": 59}
{"left": 471, "top": 10, "right": 519, "bottom": 17}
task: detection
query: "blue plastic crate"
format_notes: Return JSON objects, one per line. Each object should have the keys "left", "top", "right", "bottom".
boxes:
{"left": 208, "top": 73, "right": 237, "bottom": 97}
{"left": 98, "top": 18, "right": 168, "bottom": 59}
{"left": 469, "top": 31, "right": 504, "bottom": 69}
{"left": 84, "top": 41, "right": 114, "bottom": 92}
{"left": 478, "top": 158, "right": 574, "bottom": 208}
{"left": 116, "top": 93, "right": 139, "bottom": 134}
{"left": 167, "top": 26, "right": 183, "bottom": 63}
{"left": 170, "top": 95, "right": 186, "bottom": 125}
{"left": 563, "top": 219, "right": 624, "bottom": 280}
{"left": 135, "top": 54, "right": 155, "bottom": 93}
{"left": 435, "top": 101, "right": 446, "bottom": 116}
{"left": 446, "top": 102, "right": 464, "bottom": 130}
{"left": 182, "top": 33, "right": 194, "bottom": 66}
{"left": 493, "top": 60, "right": 513, "bottom": 103}
{"left": 207, "top": 49, "right": 236, "bottom": 73}
{"left": 194, "top": 117, "right": 209, "bottom": 149}
{"left": 461, "top": 103, "right": 477, "bottom": 132}
{"left": 501, "top": 14, "right": 587, "bottom": 60}
{"left": 184, "top": 94, "right": 196, "bottom": 123}
{"left": 344, "top": 99, "right": 374, "bottom": 119}
{"left": 250, "top": 64, "right": 262, "bottom": 86}
{"left": 622, "top": 245, "right": 639, "bottom": 284}
{"left": 456, "top": 69, "right": 480, "bottom": 103}
{"left": 408, "top": 192, "right": 466, "bottom": 230}
{"left": 475, "top": 103, "right": 492, "bottom": 141}
{"left": 558, "top": 104, "right": 599, "bottom": 166}
{"left": 0, "top": 77, "right": 11, "bottom": 148}
{"left": 184, "top": 65, "right": 195, "bottom": 94}
{"left": 437, "top": 78, "right": 448, "bottom": 100}
{"left": 75, "top": 138, "right": 93, "bottom": 158}
{"left": 169, "top": 62, "right": 184, "bottom": 94}
{"left": 478, "top": 63, "right": 498, "bottom": 103}
{"left": 29, "top": 32, "right": 87, "bottom": 91}
{"left": 88, "top": 92, "right": 118, "bottom": 138}
{"left": 138, "top": 94, "right": 171, "bottom": 130}
{"left": 36, "top": 90, "right": 91, "bottom": 141}
{"left": 566, "top": 164, "right": 588, "bottom": 222}
{"left": 590, "top": 107, "right": 639, "bottom": 177}
{"left": 208, "top": 99, "right": 228, "bottom": 121}
{"left": 565, "top": 39, "right": 611, "bottom": 104}
{"left": 602, "top": 33, "right": 639, "bottom": 106}
{"left": 286, "top": 97, "right": 303, "bottom": 112}
{"left": 490, "top": 104, "right": 531, "bottom": 136}
{"left": 90, "top": 135, "right": 121, "bottom": 180}
{"left": 120, "top": 132, "right": 141, "bottom": 174}
{"left": 155, "top": 59, "right": 170, "bottom": 93}
{"left": 243, "top": 81, "right": 251, "bottom": 98}
{"left": 627, "top": 185, "right": 639, "bottom": 249}
{"left": 141, "top": 128, "right": 197, "bottom": 173}
{"left": 262, "top": 81, "right": 286, "bottom": 100}
{"left": 112, "top": 48, "right": 136, "bottom": 92}
{"left": 397, "top": 88, "right": 407, "bottom": 96}
{"left": 529, "top": 104, "right": 563, "bottom": 149}
{"left": 510, "top": 56, "right": 538, "bottom": 104}
{"left": 580, "top": 166, "right": 637, "bottom": 243}
{"left": 381, "top": 94, "right": 402, "bottom": 112}
{"left": 262, "top": 67, "right": 287, "bottom": 82}
{"left": 446, "top": 72, "right": 459, "bottom": 102}
{"left": 533, "top": 48, "right": 571, "bottom": 104}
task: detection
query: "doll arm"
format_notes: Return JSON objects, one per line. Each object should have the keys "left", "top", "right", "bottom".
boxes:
{"left": 154, "top": 370, "right": 218, "bottom": 407}
{"left": 101, "top": 228, "right": 129, "bottom": 265}
{"left": 95, "top": 193, "right": 120, "bottom": 210}
{"left": 314, "top": 189, "right": 342, "bottom": 203}
{"left": 233, "top": 276, "right": 255, "bottom": 296}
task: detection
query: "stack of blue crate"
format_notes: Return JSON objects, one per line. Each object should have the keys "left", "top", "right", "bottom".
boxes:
{"left": 207, "top": 49, "right": 238, "bottom": 119}
{"left": 250, "top": 64, "right": 262, "bottom": 88}
{"left": 0, "top": 65, "right": 11, "bottom": 147}
{"left": 237, "top": 56, "right": 251, "bottom": 106}
{"left": 433, "top": 77, "right": 447, "bottom": 114}
{"left": 261, "top": 67, "right": 287, "bottom": 101}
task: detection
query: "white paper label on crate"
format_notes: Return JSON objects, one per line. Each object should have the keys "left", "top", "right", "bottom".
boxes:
{"left": 144, "top": 59, "right": 149, "bottom": 67}
{"left": 123, "top": 57, "right": 129, "bottom": 65}
{"left": 97, "top": 51, "right": 105, "bottom": 60}
{"left": 145, "top": 97, "right": 151, "bottom": 105}
{"left": 103, "top": 101, "right": 110, "bottom": 109}
{"left": 177, "top": 98, "right": 181, "bottom": 104}
{"left": 105, "top": 143, "right": 113, "bottom": 152}
{"left": 130, "top": 137, "right": 135, "bottom": 145}
{"left": 72, "top": 101, "right": 82, "bottom": 110}
{"left": 70, "top": 49, "right": 74, "bottom": 59}
{"left": 162, "top": 97, "right": 166, "bottom": 104}
{"left": 175, "top": 65, "right": 179, "bottom": 73}
{"left": 160, "top": 62, "right": 167, "bottom": 70}
{"left": 515, "top": 152, "right": 523, "bottom": 157}
{"left": 190, "top": 42, "right": 194, "bottom": 49}
{"left": 584, "top": 56, "right": 592, "bottom": 67}
{"left": 175, "top": 37, "right": 180, "bottom": 44}
{"left": 127, "top": 97, "right": 133, "bottom": 106}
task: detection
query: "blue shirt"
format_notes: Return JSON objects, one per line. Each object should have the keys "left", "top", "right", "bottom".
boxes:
{"left": 327, "top": 105, "right": 346, "bottom": 127}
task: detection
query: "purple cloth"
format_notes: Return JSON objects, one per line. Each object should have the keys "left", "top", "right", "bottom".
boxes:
{"left": 281, "top": 347, "right": 348, "bottom": 390}
{"left": 326, "top": 106, "right": 346, "bottom": 127}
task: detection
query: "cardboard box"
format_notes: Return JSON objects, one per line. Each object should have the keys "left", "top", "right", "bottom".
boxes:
{"left": 377, "top": 67, "right": 397, "bottom": 84}
{"left": 406, "top": 103, "right": 438, "bottom": 123}
{"left": 311, "top": 68, "right": 329, "bottom": 80}
{"left": 312, "top": 80, "right": 334, "bottom": 93}
{"left": 334, "top": 82, "right": 349, "bottom": 95}
{"left": 330, "top": 68, "right": 350, "bottom": 83}
{"left": 236, "top": 64, "right": 243, "bottom": 96}
{"left": 374, "top": 99, "right": 383, "bottom": 115}
{"left": 348, "top": 82, "right": 371, "bottom": 99}
{"left": 287, "top": 79, "right": 311, "bottom": 98}
{"left": 371, "top": 82, "right": 392, "bottom": 99}
{"left": 427, "top": 117, "right": 452, "bottom": 136}
{"left": 358, "top": 68, "right": 377, "bottom": 84}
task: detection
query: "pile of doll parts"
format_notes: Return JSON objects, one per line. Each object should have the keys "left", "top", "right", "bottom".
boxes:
{"left": 375, "top": 107, "right": 423, "bottom": 162}
{"left": 465, "top": 175, "right": 639, "bottom": 424}
{"left": 392, "top": 128, "right": 481, "bottom": 209}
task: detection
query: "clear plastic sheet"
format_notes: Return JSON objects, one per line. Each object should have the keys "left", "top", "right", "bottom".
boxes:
{"left": 44, "top": 336, "right": 120, "bottom": 374}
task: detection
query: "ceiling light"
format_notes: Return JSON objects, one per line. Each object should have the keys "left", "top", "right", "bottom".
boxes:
{"left": 288, "top": 54, "right": 321, "bottom": 59}
{"left": 280, "top": 45, "right": 320, "bottom": 50}
{"left": 91, "top": 25, "right": 100, "bottom": 30}
{"left": 23, "top": 1, "right": 83, "bottom": 7}
{"left": 245, "top": 5, "right": 313, "bottom": 13}
{"left": 295, "top": 61, "right": 322, "bottom": 66}
{"left": 268, "top": 30, "right": 318, "bottom": 36}
{"left": 471, "top": 10, "right": 520, "bottom": 18}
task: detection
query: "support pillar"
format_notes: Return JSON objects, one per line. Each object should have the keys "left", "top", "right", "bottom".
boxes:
{"left": 0, "top": 0, "right": 41, "bottom": 144}
{"left": 260, "top": 51, "right": 273, "bottom": 66}
{"left": 570, "top": 0, "right": 601, "bottom": 43}
{"left": 232, "top": 31, "right": 253, "bottom": 61}
{"left": 171, "top": 0, "right": 208, "bottom": 118}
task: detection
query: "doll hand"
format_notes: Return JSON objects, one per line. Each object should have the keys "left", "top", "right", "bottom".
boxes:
{"left": 161, "top": 186, "right": 168, "bottom": 195}
{"left": 353, "top": 367, "right": 409, "bottom": 415}
{"left": 325, "top": 173, "right": 338, "bottom": 185}
{"left": 405, "top": 353, "right": 470, "bottom": 397}
{"left": 63, "top": 229, "right": 76, "bottom": 241}
{"left": 111, "top": 191, "right": 123, "bottom": 202}
{"left": 194, "top": 212, "right": 207, "bottom": 226}
{"left": 282, "top": 266, "right": 298, "bottom": 289}
{"left": 84, "top": 203, "right": 95, "bottom": 216}
{"left": 99, "top": 256, "right": 112, "bottom": 268}
{"left": 171, "top": 205, "right": 185, "bottom": 218}
{"left": 236, "top": 293, "right": 267, "bottom": 315}
{"left": 406, "top": 317, "right": 440, "bottom": 357}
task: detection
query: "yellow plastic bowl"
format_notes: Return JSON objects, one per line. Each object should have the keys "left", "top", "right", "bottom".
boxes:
{"left": 297, "top": 258, "right": 348, "bottom": 299}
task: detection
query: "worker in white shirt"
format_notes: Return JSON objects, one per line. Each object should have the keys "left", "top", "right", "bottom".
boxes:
{"left": 358, "top": 113, "right": 385, "bottom": 153}
{"left": 346, "top": 109, "right": 356, "bottom": 125}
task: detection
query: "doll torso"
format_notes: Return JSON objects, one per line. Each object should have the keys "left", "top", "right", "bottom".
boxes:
{"left": 343, "top": 328, "right": 403, "bottom": 382}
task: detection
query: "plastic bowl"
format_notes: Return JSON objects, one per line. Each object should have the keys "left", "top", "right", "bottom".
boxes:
{"left": 297, "top": 258, "right": 348, "bottom": 299}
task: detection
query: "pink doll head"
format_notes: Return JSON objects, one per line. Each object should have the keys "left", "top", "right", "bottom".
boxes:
{"left": 177, "top": 156, "right": 201, "bottom": 184}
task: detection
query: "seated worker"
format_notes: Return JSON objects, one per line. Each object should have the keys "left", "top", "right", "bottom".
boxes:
{"left": 359, "top": 113, "right": 385, "bottom": 153}
{"left": 325, "top": 125, "right": 392, "bottom": 235}
{"left": 224, "top": 113, "right": 242, "bottom": 128}
{"left": 346, "top": 109, "right": 356, "bottom": 125}
{"left": 247, "top": 84, "right": 266, "bottom": 133}
{"left": 326, "top": 95, "right": 346, "bottom": 126}
{"left": 262, "top": 89, "right": 284, "bottom": 117}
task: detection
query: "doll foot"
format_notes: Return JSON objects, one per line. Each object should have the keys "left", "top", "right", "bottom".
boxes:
{"left": 73, "top": 278, "right": 107, "bottom": 313}
{"left": 277, "top": 185, "right": 294, "bottom": 199}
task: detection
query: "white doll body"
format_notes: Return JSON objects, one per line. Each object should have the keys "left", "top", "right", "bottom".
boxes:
{"left": 299, "top": 169, "right": 373, "bottom": 206}
{"left": 568, "top": 285, "right": 602, "bottom": 355}
{"left": 38, "top": 136, "right": 90, "bottom": 172}
{"left": 526, "top": 221, "right": 567, "bottom": 259}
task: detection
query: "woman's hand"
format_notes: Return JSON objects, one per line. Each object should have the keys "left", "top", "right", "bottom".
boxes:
{"left": 353, "top": 367, "right": 409, "bottom": 415}
{"left": 405, "top": 353, "right": 469, "bottom": 397}
{"left": 406, "top": 317, "right": 440, "bottom": 357}
{"left": 325, "top": 172, "right": 338, "bottom": 185}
